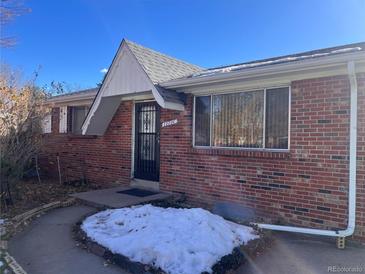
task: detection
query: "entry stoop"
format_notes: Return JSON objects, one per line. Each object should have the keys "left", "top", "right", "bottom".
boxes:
{"left": 70, "top": 186, "right": 172, "bottom": 209}
{"left": 130, "top": 178, "right": 160, "bottom": 191}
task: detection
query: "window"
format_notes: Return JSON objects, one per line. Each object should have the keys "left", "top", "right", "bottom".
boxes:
{"left": 265, "top": 88, "right": 289, "bottom": 149}
{"left": 194, "top": 96, "right": 211, "bottom": 146}
{"left": 194, "top": 87, "right": 290, "bottom": 150}
{"left": 213, "top": 90, "right": 264, "bottom": 148}
{"left": 59, "top": 105, "right": 89, "bottom": 134}
{"left": 71, "top": 106, "right": 89, "bottom": 134}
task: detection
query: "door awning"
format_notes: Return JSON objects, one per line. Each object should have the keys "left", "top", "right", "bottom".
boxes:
{"left": 82, "top": 39, "right": 202, "bottom": 135}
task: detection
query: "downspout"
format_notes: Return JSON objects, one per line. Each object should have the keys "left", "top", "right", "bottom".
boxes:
{"left": 255, "top": 61, "right": 358, "bottom": 241}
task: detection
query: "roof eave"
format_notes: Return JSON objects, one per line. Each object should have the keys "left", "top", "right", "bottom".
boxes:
{"left": 160, "top": 51, "right": 365, "bottom": 89}
{"left": 46, "top": 91, "right": 98, "bottom": 105}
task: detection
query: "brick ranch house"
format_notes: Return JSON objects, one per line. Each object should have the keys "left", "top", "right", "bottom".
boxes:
{"left": 40, "top": 40, "right": 365, "bottom": 243}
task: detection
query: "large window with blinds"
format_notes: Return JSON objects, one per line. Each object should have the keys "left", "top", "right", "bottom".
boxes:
{"left": 193, "top": 87, "right": 290, "bottom": 150}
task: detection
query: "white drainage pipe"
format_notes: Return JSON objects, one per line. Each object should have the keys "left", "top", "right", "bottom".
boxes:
{"left": 255, "top": 61, "right": 358, "bottom": 238}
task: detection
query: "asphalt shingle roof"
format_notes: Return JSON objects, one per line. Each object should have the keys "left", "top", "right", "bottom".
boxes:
{"left": 51, "top": 41, "right": 365, "bottom": 104}
{"left": 125, "top": 40, "right": 203, "bottom": 84}
{"left": 185, "top": 42, "right": 365, "bottom": 79}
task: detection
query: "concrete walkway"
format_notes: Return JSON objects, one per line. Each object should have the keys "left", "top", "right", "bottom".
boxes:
{"left": 8, "top": 205, "right": 365, "bottom": 274}
{"left": 8, "top": 205, "right": 128, "bottom": 274}
{"left": 238, "top": 232, "right": 365, "bottom": 274}
{"left": 71, "top": 186, "right": 172, "bottom": 208}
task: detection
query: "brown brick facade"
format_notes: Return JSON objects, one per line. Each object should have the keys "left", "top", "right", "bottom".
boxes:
{"left": 40, "top": 74, "right": 365, "bottom": 242}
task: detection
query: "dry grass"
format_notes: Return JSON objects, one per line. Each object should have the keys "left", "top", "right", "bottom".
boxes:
{"left": 1, "top": 178, "right": 102, "bottom": 219}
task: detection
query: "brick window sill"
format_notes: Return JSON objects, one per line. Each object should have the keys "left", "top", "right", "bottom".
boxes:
{"left": 189, "top": 147, "right": 291, "bottom": 159}
{"left": 41, "top": 133, "right": 97, "bottom": 139}
{"left": 67, "top": 134, "right": 97, "bottom": 140}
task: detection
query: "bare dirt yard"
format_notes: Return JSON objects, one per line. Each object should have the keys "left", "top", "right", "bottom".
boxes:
{"left": 1, "top": 178, "right": 103, "bottom": 219}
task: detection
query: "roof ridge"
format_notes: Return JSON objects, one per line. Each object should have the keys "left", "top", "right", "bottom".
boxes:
{"left": 124, "top": 39, "right": 203, "bottom": 70}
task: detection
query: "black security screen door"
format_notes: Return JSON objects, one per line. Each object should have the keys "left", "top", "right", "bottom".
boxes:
{"left": 134, "top": 102, "right": 160, "bottom": 181}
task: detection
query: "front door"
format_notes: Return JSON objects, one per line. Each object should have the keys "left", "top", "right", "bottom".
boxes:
{"left": 134, "top": 102, "right": 160, "bottom": 181}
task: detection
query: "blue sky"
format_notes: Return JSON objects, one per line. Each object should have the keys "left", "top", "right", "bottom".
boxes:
{"left": 2, "top": 0, "right": 365, "bottom": 90}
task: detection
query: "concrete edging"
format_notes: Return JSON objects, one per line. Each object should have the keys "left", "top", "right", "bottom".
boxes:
{"left": 7, "top": 198, "right": 76, "bottom": 234}
{"left": 4, "top": 252, "right": 27, "bottom": 274}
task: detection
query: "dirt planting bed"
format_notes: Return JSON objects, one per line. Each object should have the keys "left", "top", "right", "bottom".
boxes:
{"left": 1, "top": 178, "right": 105, "bottom": 220}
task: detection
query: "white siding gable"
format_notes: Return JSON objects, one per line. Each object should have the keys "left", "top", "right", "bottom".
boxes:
{"left": 82, "top": 40, "right": 185, "bottom": 135}
{"left": 102, "top": 45, "right": 154, "bottom": 97}
{"left": 82, "top": 43, "right": 156, "bottom": 135}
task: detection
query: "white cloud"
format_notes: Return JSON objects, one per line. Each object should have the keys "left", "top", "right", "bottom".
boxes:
{"left": 100, "top": 68, "right": 108, "bottom": 74}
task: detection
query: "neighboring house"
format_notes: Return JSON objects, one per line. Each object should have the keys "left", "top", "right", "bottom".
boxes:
{"left": 41, "top": 39, "right": 365, "bottom": 243}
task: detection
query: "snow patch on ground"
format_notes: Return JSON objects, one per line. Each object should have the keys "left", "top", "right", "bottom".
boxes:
{"left": 82, "top": 204, "right": 258, "bottom": 274}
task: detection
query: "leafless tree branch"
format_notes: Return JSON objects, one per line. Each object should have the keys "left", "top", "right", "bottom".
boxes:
{"left": 0, "top": 0, "right": 31, "bottom": 47}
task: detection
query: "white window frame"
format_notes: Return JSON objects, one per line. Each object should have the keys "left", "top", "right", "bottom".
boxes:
{"left": 192, "top": 86, "right": 291, "bottom": 152}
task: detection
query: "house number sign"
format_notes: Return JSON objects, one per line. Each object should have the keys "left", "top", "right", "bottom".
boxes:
{"left": 162, "top": 119, "right": 178, "bottom": 128}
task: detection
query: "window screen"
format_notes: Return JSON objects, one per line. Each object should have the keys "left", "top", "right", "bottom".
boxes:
{"left": 265, "top": 88, "right": 289, "bottom": 149}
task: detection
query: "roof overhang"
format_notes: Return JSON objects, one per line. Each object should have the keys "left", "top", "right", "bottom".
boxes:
{"left": 81, "top": 94, "right": 122, "bottom": 135}
{"left": 45, "top": 90, "right": 97, "bottom": 106}
{"left": 81, "top": 40, "right": 186, "bottom": 135}
{"left": 160, "top": 51, "right": 365, "bottom": 90}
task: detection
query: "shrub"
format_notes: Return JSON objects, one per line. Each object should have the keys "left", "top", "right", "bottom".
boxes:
{"left": 0, "top": 65, "right": 48, "bottom": 182}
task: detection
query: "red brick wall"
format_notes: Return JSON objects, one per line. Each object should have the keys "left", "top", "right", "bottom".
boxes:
{"left": 40, "top": 74, "right": 365, "bottom": 242}
{"left": 159, "top": 74, "right": 365, "bottom": 242}
{"left": 40, "top": 101, "right": 133, "bottom": 185}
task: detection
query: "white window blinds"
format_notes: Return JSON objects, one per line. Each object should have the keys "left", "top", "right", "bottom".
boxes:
{"left": 194, "top": 87, "right": 290, "bottom": 150}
